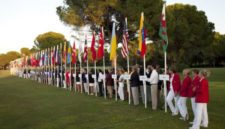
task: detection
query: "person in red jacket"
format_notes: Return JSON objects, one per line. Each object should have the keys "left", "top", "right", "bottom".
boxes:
{"left": 166, "top": 67, "right": 181, "bottom": 116}
{"left": 190, "top": 70, "right": 209, "bottom": 129}
{"left": 190, "top": 69, "right": 200, "bottom": 118}
{"left": 66, "top": 70, "right": 70, "bottom": 88}
{"left": 178, "top": 69, "right": 192, "bottom": 120}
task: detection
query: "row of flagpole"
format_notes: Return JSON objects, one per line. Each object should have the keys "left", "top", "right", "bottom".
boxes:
{"left": 14, "top": 1, "right": 168, "bottom": 112}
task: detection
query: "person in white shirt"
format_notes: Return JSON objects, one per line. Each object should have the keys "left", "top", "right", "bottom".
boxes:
{"left": 147, "top": 65, "right": 159, "bottom": 110}
{"left": 118, "top": 69, "right": 125, "bottom": 101}
{"left": 98, "top": 69, "right": 104, "bottom": 96}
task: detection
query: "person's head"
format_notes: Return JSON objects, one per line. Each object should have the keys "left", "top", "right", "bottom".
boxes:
{"left": 183, "top": 69, "right": 190, "bottom": 77}
{"left": 168, "top": 66, "right": 177, "bottom": 74}
{"left": 132, "top": 66, "right": 138, "bottom": 72}
{"left": 192, "top": 69, "right": 199, "bottom": 77}
{"left": 200, "top": 69, "right": 210, "bottom": 78}
{"left": 150, "top": 64, "right": 156, "bottom": 70}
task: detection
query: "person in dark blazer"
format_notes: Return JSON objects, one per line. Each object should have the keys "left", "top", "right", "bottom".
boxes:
{"left": 130, "top": 66, "right": 140, "bottom": 105}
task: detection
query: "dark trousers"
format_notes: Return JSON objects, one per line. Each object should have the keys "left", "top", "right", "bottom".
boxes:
{"left": 98, "top": 82, "right": 103, "bottom": 96}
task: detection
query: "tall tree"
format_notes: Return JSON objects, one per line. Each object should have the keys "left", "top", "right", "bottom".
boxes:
{"left": 34, "top": 31, "right": 66, "bottom": 50}
{"left": 20, "top": 47, "right": 31, "bottom": 56}
{"left": 165, "top": 4, "right": 214, "bottom": 68}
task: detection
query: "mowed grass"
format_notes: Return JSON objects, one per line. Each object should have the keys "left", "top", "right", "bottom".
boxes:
{"left": 0, "top": 68, "right": 225, "bottom": 129}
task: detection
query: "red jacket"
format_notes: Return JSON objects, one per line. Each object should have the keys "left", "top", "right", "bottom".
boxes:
{"left": 195, "top": 78, "right": 209, "bottom": 103}
{"left": 180, "top": 76, "right": 192, "bottom": 97}
{"left": 66, "top": 72, "right": 70, "bottom": 84}
{"left": 172, "top": 73, "right": 181, "bottom": 93}
{"left": 190, "top": 75, "right": 200, "bottom": 97}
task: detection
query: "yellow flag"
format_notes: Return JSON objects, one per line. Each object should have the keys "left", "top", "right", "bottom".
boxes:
{"left": 110, "top": 22, "right": 117, "bottom": 60}
{"left": 138, "top": 12, "right": 144, "bottom": 53}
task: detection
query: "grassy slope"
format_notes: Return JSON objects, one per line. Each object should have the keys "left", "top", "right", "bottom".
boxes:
{"left": 0, "top": 68, "right": 225, "bottom": 129}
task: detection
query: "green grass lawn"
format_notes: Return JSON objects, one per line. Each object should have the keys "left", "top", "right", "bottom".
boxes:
{"left": 0, "top": 68, "right": 225, "bottom": 129}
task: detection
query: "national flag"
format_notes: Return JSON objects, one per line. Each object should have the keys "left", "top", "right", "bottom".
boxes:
{"left": 91, "top": 32, "right": 96, "bottom": 61}
{"left": 55, "top": 45, "right": 59, "bottom": 65}
{"left": 45, "top": 49, "right": 48, "bottom": 66}
{"left": 159, "top": 3, "right": 168, "bottom": 52}
{"left": 97, "top": 27, "right": 104, "bottom": 60}
{"left": 63, "top": 42, "right": 67, "bottom": 63}
{"left": 72, "top": 41, "right": 76, "bottom": 64}
{"left": 110, "top": 22, "right": 117, "bottom": 60}
{"left": 51, "top": 46, "right": 56, "bottom": 65}
{"left": 78, "top": 41, "right": 82, "bottom": 63}
{"left": 121, "top": 18, "right": 129, "bottom": 58}
{"left": 83, "top": 36, "right": 88, "bottom": 61}
{"left": 137, "top": 12, "right": 146, "bottom": 57}
{"left": 67, "top": 43, "right": 72, "bottom": 64}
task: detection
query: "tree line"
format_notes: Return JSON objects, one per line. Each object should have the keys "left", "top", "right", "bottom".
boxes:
{"left": 1, "top": 1, "right": 225, "bottom": 70}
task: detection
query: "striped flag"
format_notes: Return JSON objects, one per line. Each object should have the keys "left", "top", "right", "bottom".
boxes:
{"left": 67, "top": 44, "right": 72, "bottom": 64}
{"left": 83, "top": 36, "right": 88, "bottom": 61}
{"left": 63, "top": 42, "right": 67, "bottom": 63}
{"left": 137, "top": 12, "right": 146, "bottom": 57}
{"left": 121, "top": 18, "right": 129, "bottom": 58}
{"left": 72, "top": 41, "right": 76, "bottom": 64}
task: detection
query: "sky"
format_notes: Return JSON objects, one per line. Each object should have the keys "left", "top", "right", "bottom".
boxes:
{"left": 0, "top": 0, "right": 224, "bottom": 54}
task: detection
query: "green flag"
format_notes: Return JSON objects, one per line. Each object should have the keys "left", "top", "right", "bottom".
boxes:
{"left": 159, "top": 2, "right": 168, "bottom": 52}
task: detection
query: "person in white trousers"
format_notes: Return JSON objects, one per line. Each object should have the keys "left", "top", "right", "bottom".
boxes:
{"left": 190, "top": 70, "right": 209, "bottom": 129}
{"left": 166, "top": 67, "right": 181, "bottom": 116}
{"left": 177, "top": 69, "right": 192, "bottom": 120}
{"left": 190, "top": 69, "right": 200, "bottom": 118}
{"left": 118, "top": 69, "right": 125, "bottom": 101}
{"left": 147, "top": 65, "right": 159, "bottom": 110}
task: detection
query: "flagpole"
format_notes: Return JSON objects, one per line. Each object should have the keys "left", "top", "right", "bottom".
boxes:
{"left": 103, "top": 55, "right": 106, "bottom": 99}
{"left": 164, "top": 51, "right": 168, "bottom": 112}
{"left": 87, "top": 57, "right": 89, "bottom": 95}
{"left": 94, "top": 60, "right": 97, "bottom": 96}
{"left": 115, "top": 57, "right": 117, "bottom": 101}
{"left": 64, "top": 45, "right": 67, "bottom": 89}
{"left": 144, "top": 55, "right": 147, "bottom": 109}
{"left": 125, "top": 17, "right": 131, "bottom": 105}
{"left": 70, "top": 61, "right": 72, "bottom": 91}
{"left": 60, "top": 44, "right": 63, "bottom": 88}
{"left": 80, "top": 61, "right": 83, "bottom": 93}
{"left": 74, "top": 63, "right": 77, "bottom": 93}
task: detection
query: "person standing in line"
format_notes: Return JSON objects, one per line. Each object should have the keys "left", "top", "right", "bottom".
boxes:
{"left": 106, "top": 69, "right": 114, "bottom": 99}
{"left": 190, "top": 70, "right": 209, "bottom": 129}
{"left": 89, "top": 69, "right": 95, "bottom": 95}
{"left": 147, "top": 65, "right": 159, "bottom": 110}
{"left": 130, "top": 66, "right": 140, "bottom": 106}
{"left": 146, "top": 65, "right": 152, "bottom": 103}
{"left": 82, "top": 69, "right": 88, "bottom": 94}
{"left": 98, "top": 69, "right": 104, "bottom": 97}
{"left": 156, "top": 65, "right": 163, "bottom": 108}
{"left": 166, "top": 67, "right": 181, "bottom": 116}
{"left": 76, "top": 71, "right": 81, "bottom": 92}
{"left": 139, "top": 67, "right": 145, "bottom": 104}
{"left": 178, "top": 69, "right": 192, "bottom": 120}
{"left": 118, "top": 69, "right": 125, "bottom": 101}
{"left": 189, "top": 69, "right": 200, "bottom": 118}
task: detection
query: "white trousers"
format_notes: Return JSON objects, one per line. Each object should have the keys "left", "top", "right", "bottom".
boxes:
{"left": 191, "top": 103, "right": 208, "bottom": 129}
{"left": 84, "top": 83, "right": 89, "bottom": 93}
{"left": 166, "top": 89, "right": 179, "bottom": 114}
{"left": 191, "top": 97, "right": 196, "bottom": 117}
{"left": 178, "top": 97, "right": 188, "bottom": 118}
{"left": 56, "top": 78, "right": 60, "bottom": 87}
{"left": 118, "top": 83, "right": 125, "bottom": 100}
{"left": 131, "top": 87, "right": 139, "bottom": 105}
